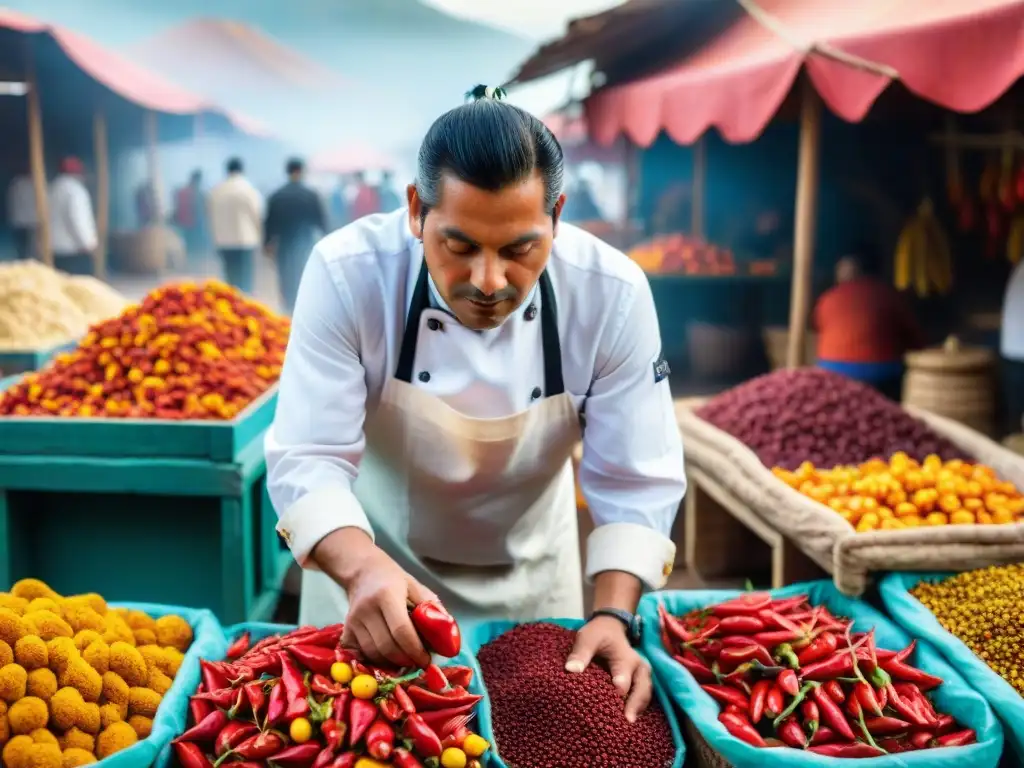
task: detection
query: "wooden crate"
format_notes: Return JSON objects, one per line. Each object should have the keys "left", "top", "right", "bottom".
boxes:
{"left": 0, "top": 376, "right": 277, "bottom": 463}
{"left": 0, "top": 419, "right": 290, "bottom": 625}
{"left": 684, "top": 466, "right": 826, "bottom": 589}
{"left": 0, "top": 342, "right": 77, "bottom": 378}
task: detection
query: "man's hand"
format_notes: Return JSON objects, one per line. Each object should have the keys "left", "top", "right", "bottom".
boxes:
{"left": 565, "top": 615, "right": 652, "bottom": 722}
{"left": 313, "top": 528, "right": 433, "bottom": 669}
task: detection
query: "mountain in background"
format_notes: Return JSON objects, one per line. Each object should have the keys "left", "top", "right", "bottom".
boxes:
{"left": 9, "top": 0, "right": 535, "bottom": 153}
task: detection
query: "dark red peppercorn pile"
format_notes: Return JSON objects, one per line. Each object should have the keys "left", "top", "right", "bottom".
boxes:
{"left": 477, "top": 623, "right": 676, "bottom": 768}
{"left": 695, "top": 368, "right": 967, "bottom": 470}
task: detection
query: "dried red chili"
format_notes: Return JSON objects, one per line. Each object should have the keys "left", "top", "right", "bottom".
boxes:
{"left": 226, "top": 632, "right": 251, "bottom": 659}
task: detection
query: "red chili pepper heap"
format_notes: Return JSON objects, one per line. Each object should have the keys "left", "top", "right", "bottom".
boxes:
{"left": 173, "top": 624, "right": 491, "bottom": 768}
{"left": 659, "top": 592, "right": 978, "bottom": 757}
{"left": 477, "top": 622, "right": 676, "bottom": 768}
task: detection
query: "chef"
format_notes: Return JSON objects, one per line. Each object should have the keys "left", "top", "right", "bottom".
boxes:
{"left": 265, "top": 87, "right": 686, "bottom": 720}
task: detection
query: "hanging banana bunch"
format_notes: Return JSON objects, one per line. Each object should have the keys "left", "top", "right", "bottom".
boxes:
{"left": 893, "top": 198, "right": 954, "bottom": 297}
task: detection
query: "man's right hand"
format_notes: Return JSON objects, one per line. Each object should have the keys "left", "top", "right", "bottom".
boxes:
{"left": 313, "top": 527, "right": 433, "bottom": 669}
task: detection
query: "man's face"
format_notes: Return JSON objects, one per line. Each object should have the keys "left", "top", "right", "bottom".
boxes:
{"left": 408, "top": 172, "right": 564, "bottom": 331}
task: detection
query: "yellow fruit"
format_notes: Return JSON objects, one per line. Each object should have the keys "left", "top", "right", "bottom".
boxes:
{"left": 949, "top": 510, "right": 975, "bottom": 526}
{"left": 350, "top": 675, "right": 377, "bottom": 700}
{"left": 901, "top": 515, "right": 923, "bottom": 528}
{"left": 880, "top": 518, "right": 905, "bottom": 530}
{"left": 462, "top": 734, "right": 489, "bottom": 758}
{"left": 330, "top": 662, "right": 353, "bottom": 685}
{"left": 289, "top": 718, "right": 312, "bottom": 744}
{"left": 925, "top": 512, "right": 949, "bottom": 526}
{"left": 440, "top": 748, "right": 468, "bottom": 768}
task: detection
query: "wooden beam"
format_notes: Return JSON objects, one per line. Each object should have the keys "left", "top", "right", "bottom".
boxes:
{"left": 785, "top": 78, "right": 822, "bottom": 369}
{"left": 93, "top": 109, "right": 109, "bottom": 278}
{"left": 691, "top": 135, "right": 706, "bottom": 238}
{"left": 24, "top": 41, "right": 51, "bottom": 266}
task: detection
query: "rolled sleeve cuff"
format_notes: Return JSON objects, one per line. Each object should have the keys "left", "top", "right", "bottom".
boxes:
{"left": 585, "top": 522, "right": 676, "bottom": 590}
{"left": 277, "top": 487, "right": 374, "bottom": 568}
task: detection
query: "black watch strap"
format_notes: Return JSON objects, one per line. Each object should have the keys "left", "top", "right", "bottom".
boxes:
{"left": 588, "top": 608, "right": 643, "bottom": 647}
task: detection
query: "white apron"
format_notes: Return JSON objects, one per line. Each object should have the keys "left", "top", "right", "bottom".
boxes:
{"left": 300, "top": 261, "right": 585, "bottom": 625}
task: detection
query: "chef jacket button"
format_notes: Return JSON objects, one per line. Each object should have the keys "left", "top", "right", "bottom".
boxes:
{"left": 531, "top": 386, "right": 542, "bottom": 400}
{"left": 524, "top": 304, "right": 538, "bottom": 321}
{"left": 418, "top": 371, "right": 431, "bottom": 383}
{"left": 427, "top": 318, "right": 442, "bottom": 331}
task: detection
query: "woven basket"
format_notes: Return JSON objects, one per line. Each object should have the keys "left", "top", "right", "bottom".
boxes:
{"left": 762, "top": 326, "right": 817, "bottom": 370}
{"left": 903, "top": 337, "right": 996, "bottom": 435}
{"left": 682, "top": 713, "right": 733, "bottom": 768}
{"left": 676, "top": 400, "right": 1024, "bottom": 595}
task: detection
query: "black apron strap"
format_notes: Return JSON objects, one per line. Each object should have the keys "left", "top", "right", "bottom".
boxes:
{"left": 394, "top": 262, "right": 566, "bottom": 397}
{"left": 394, "top": 260, "right": 431, "bottom": 383}
{"left": 538, "top": 271, "right": 565, "bottom": 397}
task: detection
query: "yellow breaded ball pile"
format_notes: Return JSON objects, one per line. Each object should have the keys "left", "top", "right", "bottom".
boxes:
{"left": 773, "top": 453, "right": 1024, "bottom": 532}
{"left": 0, "top": 579, "right": 192, "bottom": 768}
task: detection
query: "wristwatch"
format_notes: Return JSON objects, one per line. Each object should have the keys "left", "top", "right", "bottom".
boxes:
{"left": 588, "top": 608, "right": 643, "bottom": 647}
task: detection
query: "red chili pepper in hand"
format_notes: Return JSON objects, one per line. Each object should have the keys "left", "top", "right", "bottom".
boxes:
{"left": 441, "top": 665, "right": 473, "bottom": 689}
{"left": 881, "top": 659, "right": 943, "bottom": 691}
{"left": 173, "top": 742, "right": 213, "bottom": 768}
{"left": 822, "top": 680, "right": 845, "bottom": 703}
{"left": 712, "top": 593, "right": 772, "bottom": 617}
{"left": 320, "top": 719, "right": 346, "bottom": 752}
{"left": 777, "top": 717, "right": 807, "bottom": 748}
{"left": 853, "top": 681, "right": 883, "bottom": 717}
{"left": 349, "top": 698, "right": 378, "bottom": 746}
{"left": 808, "top": 743, "right": 886, "bottom": 757}
{"left": 796, "top": 632, "right": 839, "bottom": 666}
{"left": 863, "top": 716, "right": 912, "bottom": 735}
{"left": 189, "top": 697, "right": 214, "bottom": 726}
{"left": 409, "top": 600, "right": 461, "bottom": 658}
{"left": 701, "top": 684, "right": 749, "bottom": 710}
{"left": 748, "top": 680, "right": 771, "bottom": 724}
{"left": 765, "top": 685, "right": 784, "bottom": 719}
{"left": 392, "top": 748, "right": 426, "bottom": 768}
{"left": 175, "top": 709, "right": 227, "bottom": 743}
{"left": 215, "top": 722, "right": 259, "bottom": 757}
{"left": 288, "top": 646, "right": 337, "bottom": 676}
{"left": 717, "top": 615, "right": 765, "bottom": 634}
{"left": 423, "top": 664, "right": 449, "bottom": 693}
{"left": 226, "top": 632, "right": 251, "bottom": 659}
{"left": 405, "top": 686, "right": 481, "bottom": 711}
{"left": 310, "top": 674, "right": 347, "bottom": 697}
{"left": 777, "top": 669, "right": 799, "bottom": 698}
{"left": 811, "top": 685, "right": 855, "bottom": 741}
{"left": 718, "top": 711, "right": 767, "bottom": 747}
{"left": 378, "top": 696, "right": 403, "bottom": 722}
{"left": 366, "top": 719, "right": 395, "bottom": 760}
{"left": 403, "top": 713, "right": 444, "bottom": 758}
{"left": 278, "top": 653, "right": 311, "bottom": 721}
{"left": 267, "top": 742, "right": 322, "bottom": 768}
{"left": 200, "top": 660, "right": 230, "bottom": 694}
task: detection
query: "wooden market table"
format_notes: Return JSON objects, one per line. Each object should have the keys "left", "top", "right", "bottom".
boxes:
{"left": 0, "top": 378, "right": 289, "bottom": 624}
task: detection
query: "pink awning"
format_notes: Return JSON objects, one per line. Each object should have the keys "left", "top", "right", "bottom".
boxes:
{"left": 311, "top": 143, "right": 397, "bottom": 175}
{"left": 585, "top": 0, "right": 1024, "bottom": 147}
{"left": 0, "top": 8, "right": 267, "bottom": 135}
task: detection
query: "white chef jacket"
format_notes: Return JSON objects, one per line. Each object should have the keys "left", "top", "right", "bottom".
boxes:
{"left": 6, "top": 175, "right": 36, "bottom": 228}
{"left": 265, "top": 209, "right": 687, "bottom": 589}
{"left": 49, "top": 175, "right": 97, "bottom": 255}
{"left": 208, "top": 174, "right": 264, "bottom": 249}
{"left": 1002, "top": 259, "right": 1024, "bottom": 361}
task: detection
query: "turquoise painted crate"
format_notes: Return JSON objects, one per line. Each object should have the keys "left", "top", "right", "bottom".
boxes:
{"left": 0, "top": 340, "right": 77, "bottom": 377}
{"left": 98, "top": 602, "right": 226, "bottom": 768}
{"left": 0, "top": 425, "right": 291, "bottom": 625}
{"left": 461, "top": 618, "right": 685, "bottom": 768}
{"left": 0, "top": 375, "right": 277, "bottom": 462}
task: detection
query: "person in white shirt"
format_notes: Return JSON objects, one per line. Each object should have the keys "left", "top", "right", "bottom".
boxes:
{"left": 207, "top": 158, "right": 263, "bottom": 294}
{"left": 49, "top": 157, "right": 97, "bottom": 275}
{"left": 265, "top": 86, "right": 686, "bottom": 720}
{"left": 6, "top": 172, "right": 37, "bottom": 260}
{"left": 1001, "top": 259, "right": 1024, "bottom": 435}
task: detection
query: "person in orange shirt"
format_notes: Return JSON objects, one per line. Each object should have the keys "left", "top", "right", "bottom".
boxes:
{"left": 813, "top": 256, "right": 924, "bottom": 400}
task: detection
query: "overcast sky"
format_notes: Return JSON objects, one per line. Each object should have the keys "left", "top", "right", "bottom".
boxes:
{"left": 423, "top": 0, "right": 627, "bottom": 41}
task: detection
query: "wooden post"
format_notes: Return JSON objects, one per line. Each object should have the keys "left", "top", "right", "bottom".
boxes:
{"left": 785, "top": 78, "right": 823, "bottom": 368}
{"left": 24, "top": 42, "right": 51, "bottom": 266}
{"left": 92, "top": 109, "right": 109, "bottom": 278}
{"left": 144, "top": 110, "right": 163, "bottom": 221}
{"left": 691, "top": 135, "right": 706, "bottom": 238}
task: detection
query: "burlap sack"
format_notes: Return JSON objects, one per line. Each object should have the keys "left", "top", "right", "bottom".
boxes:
{"left": 675, "top": 400, "right": 1024, "bottom": 596}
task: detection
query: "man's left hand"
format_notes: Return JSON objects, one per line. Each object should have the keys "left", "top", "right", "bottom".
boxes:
{"left": 565, "top": 615, "right": 652, "bottom": 722}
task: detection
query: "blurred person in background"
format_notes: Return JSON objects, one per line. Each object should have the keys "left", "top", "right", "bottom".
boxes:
{"left": 349, "top": 171, "right": 380, "bottom": 220}
{"left": 377, "top": 170, "right": 402, "bottom": 213}
{"left": 49, "top": 157, "right": 97, "bottom": 276}
{"left": 562, "top": 174, "right": 603, "bottom": 223}
{"left": 135, "top": 180, "right": 159, "bottom": 227}
{"left": 1001, "top": 257, "right": 1024, "bottom": 435}
{"left": 329, "top": 174, "right": 351, "bottom": 230}
{"left": 6, "top": 169, "right": 36, "bottom": 260}
{"left": 174, "top": 170, "right": 209, "bottom": 264}
{"left": 813, "top": 254, "right": 923, "bottom": 400}
{"left": 265, "top": 158, "right": 326, "bottom": 313}
{"left": 208, "top": 157, "right": 263, "bottom": 294}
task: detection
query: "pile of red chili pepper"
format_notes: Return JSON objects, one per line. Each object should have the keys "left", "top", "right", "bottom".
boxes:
{"left": 172, "top": 622, "right": 489, "bottom": 768}
{"left": 658, "top": 592, "right": 978, "bottom": 758}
